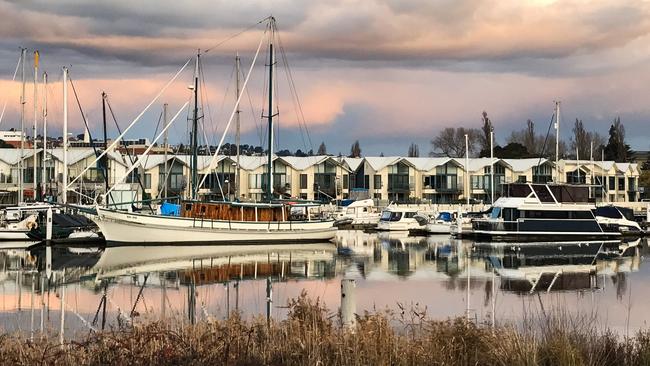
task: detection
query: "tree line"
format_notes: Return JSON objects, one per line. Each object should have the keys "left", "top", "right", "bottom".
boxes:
{"left": 430, "top": 112, "right": 634, "bottom": 162}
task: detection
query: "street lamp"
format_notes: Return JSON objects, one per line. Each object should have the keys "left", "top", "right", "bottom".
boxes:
{"left": 224, "top": 179, "right": 230, "bottom": 201}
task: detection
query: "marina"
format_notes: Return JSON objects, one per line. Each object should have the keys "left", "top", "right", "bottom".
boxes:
{"left": 0, "top": 3, "right": 650, "bottom": 363}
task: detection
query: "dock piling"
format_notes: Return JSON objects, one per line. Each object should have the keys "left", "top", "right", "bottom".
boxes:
{"left": 341, "top": 278, "right": 356, "bottom": 328}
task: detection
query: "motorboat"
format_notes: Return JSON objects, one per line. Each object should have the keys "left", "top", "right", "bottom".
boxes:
{"left": 333, "top": 199, "right": 381, "bottom": 228}
{"left": 376, "top": 206, "right": 422, "bottom": 231}
{"left": 593, "top": 205, "right": 644, "bottom": 236}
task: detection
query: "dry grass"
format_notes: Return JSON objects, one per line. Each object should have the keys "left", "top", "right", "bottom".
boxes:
{"left": 2, "top": 291, "right": 650, "bottom": 365}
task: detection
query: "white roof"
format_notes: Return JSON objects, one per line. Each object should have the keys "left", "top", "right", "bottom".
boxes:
{"left": 452, "top": 157, "right": 497, "bottom": 172}
{"left": 502, "top": 158, "right": 548, "bottom": 172}
{"left": 279, "top": 155, "right": 331, "bottom": 171}
{"left": 343, "top": 157, "right": 363, "bottom": 171}
{"left": 364, "top": 156, "right": 402, "bottom": 171}
{"left": 0, "top": 148, "right": 39, "bottom": 165}
{"left": 49, "top": 148, "right": 127, "bottom": 167}
{"left": 403, "top": 157, "right": 455, "bottom": 171}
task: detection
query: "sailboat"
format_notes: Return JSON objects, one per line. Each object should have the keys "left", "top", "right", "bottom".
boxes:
{"left": 95, "top": 19, "right": 337, "bottom": 245}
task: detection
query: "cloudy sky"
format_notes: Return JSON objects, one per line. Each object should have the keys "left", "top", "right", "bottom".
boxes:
{"left": 1, "top": 0, "right": 649, "bottom": 156}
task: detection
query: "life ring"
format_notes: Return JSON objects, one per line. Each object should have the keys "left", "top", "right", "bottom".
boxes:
{"left": 26, "top": 221, "right": 38, "bottom": 230}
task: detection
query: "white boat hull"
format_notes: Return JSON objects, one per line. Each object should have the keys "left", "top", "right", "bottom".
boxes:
{"left": 424, "top": 222, "right": 452, "bottom": 234}
{"left": 96, "top": 208, "right": 337, "bottom": 245}
{"left": 0, "top": 229, "right": 32, "bottom": 241}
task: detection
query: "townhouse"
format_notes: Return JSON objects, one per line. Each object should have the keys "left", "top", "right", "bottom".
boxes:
{"left": 0, "top": 147, "right": 641, "bottom": 205}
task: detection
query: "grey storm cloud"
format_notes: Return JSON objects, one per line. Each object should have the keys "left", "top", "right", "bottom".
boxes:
{"left": 2, "top": 0, "right": 650, "bottom": 155}
{"left": 3, "top": 0, "right": 650, "bottom": 72}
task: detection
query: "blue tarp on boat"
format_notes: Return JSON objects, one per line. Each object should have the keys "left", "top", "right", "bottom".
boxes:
{"left": 160, "top": 202, "right": 180, "bottom": 216}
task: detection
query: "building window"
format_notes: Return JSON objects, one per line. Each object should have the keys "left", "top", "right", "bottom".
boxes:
{"left": 618, "top": 177, "right": 625, "bottom": 191}
{"left": 249, "top": 174, "right": 263, "bottom": 189}
{"left": 517, "top": 175, "right": 526, "bottom": 183}
{"left": 300, "top": 174, "right": 307, "bottom": 189}
{"left": 342, "top": 174, "right": 348, "bottom": 189}
{"left": 373, "top": 175, "right": 382, "bottom": 189}
{"left": 608, "top": 177, "right": 615, "bottom": 191}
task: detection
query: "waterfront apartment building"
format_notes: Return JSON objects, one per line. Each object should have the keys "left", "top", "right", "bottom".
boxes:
{"left": 0, "top": 147, "right": 641, "bottom": 204}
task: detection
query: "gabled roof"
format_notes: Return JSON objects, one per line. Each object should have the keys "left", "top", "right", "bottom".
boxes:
{"left": 364, "top": 156, "right": 403, "bottom": 171}
{"left": 452, "top": 157, "right": 499, "bottom": 172}
{"left": 342, "top": 157, "right": 363, "bottom": 172}
{"left": 279, "top": 155, "right": 331, "bottom": 171}
{"left": 403, "top": 157, "right": 456, "bottom": 171}
{"left": 49, "top": 148, "right": 127, "bottom": 167}
{"left": 501, "top": 158, "right": 549, "bottom": 172}
{"left": 0, "top": 148, "right": 39, "bottom": 165}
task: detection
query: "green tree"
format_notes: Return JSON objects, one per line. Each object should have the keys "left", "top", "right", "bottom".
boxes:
{"left": 407, "top": 143, "right": 419, "bottom": 157}
{"left": 317, "top": 142, "right": 327, "bottom": 155}
{"left": 603, "top": 117, "right": 633, "bottom": 161}
{"left": 349, "top": 140, "right": 361, "bottom": 158}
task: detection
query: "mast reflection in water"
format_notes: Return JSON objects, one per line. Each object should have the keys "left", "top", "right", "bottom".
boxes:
{"left": 0, "top": 232, "right": 646, "bottom": 336}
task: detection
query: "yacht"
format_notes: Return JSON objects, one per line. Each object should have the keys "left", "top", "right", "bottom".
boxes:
{"left": 95, "top": 21, "right": 337, "bottom": 246}
{"left": 593, "top": 205, "right": 644, "bottom": 236}
{"left": 376, "top": 206, "right": 422, "bottom": 231}
{"left": 471, "top": 183, "right": 620, "bottom": 241}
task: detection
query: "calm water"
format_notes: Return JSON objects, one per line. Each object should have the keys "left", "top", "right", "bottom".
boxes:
{"left": 0, "top": 231, "right": 648, "bottom": 337}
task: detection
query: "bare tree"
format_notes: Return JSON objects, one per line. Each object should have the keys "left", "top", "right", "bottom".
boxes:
{"left": 570, "top": 119, "right": 605, "bottom": 159}
{"left": 431, "top": 127, "right": 481, "bottom": 157}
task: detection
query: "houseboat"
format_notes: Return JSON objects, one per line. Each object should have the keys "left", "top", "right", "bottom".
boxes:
{"left": 471, "top": 183, "right": 621, "bottom": 241}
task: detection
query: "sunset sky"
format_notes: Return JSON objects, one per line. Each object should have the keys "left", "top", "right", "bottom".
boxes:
{"left": 1, "top": 0, "right": 649, "bottom": 156}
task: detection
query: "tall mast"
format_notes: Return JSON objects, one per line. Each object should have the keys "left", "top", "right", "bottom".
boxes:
{"left": 41, "top": 72, "right": 47, "bottom": 198}
{"left": 191, "top": 51, "right": 200, "bottom": 200}
{"left": 32, "top": 51, "right": 39, "bottom": 200}
{"left": 235, "top": 53, "right": 241, "bottom": 200}
{"left": 266, "top": 22, "right": 275, "bottom": 202}
{"left": 62, "top": 67, "right": 68, "bottom": 204}
{"left": 555, "top": 100, "right": 560, "bottom": 182}
{"left": 163, "top": 103, "right": 168, "bottom": 199}
{"left": 19, "top": 48, "right": 26, "bottom": 203}
{"left": 101, "top": 92, "right": 109, "bottom": 198}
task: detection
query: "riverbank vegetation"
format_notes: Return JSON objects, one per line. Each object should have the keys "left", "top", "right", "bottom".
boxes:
{"left": 1, "top": 292, "right": 649, "bottom": 365}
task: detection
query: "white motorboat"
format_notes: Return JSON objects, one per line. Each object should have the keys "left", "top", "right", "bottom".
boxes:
{"left": 0, "top": 214, "right": 39, "bottom": 241}
{"left": 376, "top": 206, "right": 422, "bottom": 231}
{"left": 593, "top": 205, "right": 643, "bottom": 236}
{"left": 333, "top": 199, "right": 381, "bottom": 228}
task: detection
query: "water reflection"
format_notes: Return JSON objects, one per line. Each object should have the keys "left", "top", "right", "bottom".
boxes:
{"left": 0, "top": 232, "right": 647, "bottom": 336}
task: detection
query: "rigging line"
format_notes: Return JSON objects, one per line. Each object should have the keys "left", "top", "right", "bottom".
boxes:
{"left": 199, "top": 55, "right": 226, "bottom": 148}
{"left": 0, "top": 53, "right": 22, "bottom": 126}
{"left": 240, "top": 66, "right": 264, "bottom": 149}
{"left": 105, "top": 97, "right": 154, "bottom": 213}
{"left": 207, "top": 60, "right": 236, "bottom": 148}
{"left": 200, "top": 127, "right": 224, "bottom": 199}
{"left": 68, "top": 75, "right": 116, "bottom": 205}
{"left": 143, "top": 110, "right": 164, "bottom": 176}
{"left": 536, "top": 113, "right": 556, "bottom": 169}
{"left": 277, "top": 30, "right": 314, "bottom": 153}
{"left": 67, "top": 57, "right": 192, "bottom": 188}
{"left": 202, "top": 16, "right": 271, "bottom": 54}
{"left": 197, "top": 25, "right": 267, "bottom": 190}
{"left": 105, "top": 101, "right": 189, "bottom": 198}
